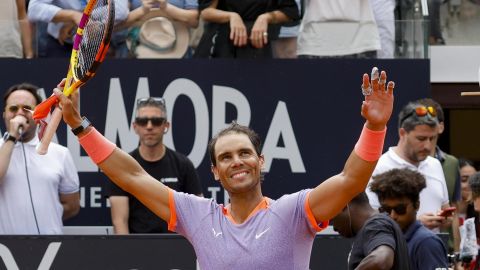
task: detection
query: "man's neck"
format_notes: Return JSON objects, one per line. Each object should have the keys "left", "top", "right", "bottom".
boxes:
{"left": 392, "top": 146, "right": 420, "bottom": 167}
{"left": 227, "top": 190, "right": 264, "bottom": 224}
{"left": 353, "top": 207, "right": 377, "bottom": 233}
{"left": 138, "top": 143, "right": 166, "bottom": 162}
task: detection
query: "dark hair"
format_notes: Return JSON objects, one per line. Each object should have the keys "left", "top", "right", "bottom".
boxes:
{"left": 370, "top": 168, "right": 426, "bottom": 204}
{"left": 208, "top": 122, "right": 262, "bottom": 166}
{"left": 3, "top": 83, "right": 42, "bottom": 109}
{"left": 416, "top": 98, "right": 444, "bottom": 122}
{"left": 469, "top": 172, "right": 480, "bottom": 199}
{"left": 459, "top": 158, "right": 476, "bottom": 169}
{"left": 348, "top": 192, "right": 370, "bottom": 206}
{"left": 398, "top": 102, "right": 439, "bottom": 131}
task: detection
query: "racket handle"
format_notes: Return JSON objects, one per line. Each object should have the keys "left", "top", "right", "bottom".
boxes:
{"left": 36, "top": 107, "right": 63, "bottom": 155}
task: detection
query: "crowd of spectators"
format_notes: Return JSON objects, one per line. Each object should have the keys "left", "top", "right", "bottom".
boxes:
{"left": 1, "top": 0, "right": 466, "bottom": 59}
{"left": 1, "top": 0, "right": 480, "bottom": 268}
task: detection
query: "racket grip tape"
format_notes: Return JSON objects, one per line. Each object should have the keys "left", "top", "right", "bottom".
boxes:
{"left": 36, "top": 107, "right": 63, "bottom": 155}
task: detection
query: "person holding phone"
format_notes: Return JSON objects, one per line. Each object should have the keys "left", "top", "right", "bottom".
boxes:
{"left": 365, "top": 100, "right": 452, "bottom": 232}
{"left": 370, "top": 168, "right": 449, "bottom": 270}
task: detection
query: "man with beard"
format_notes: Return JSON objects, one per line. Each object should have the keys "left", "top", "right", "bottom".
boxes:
{"left": 106, "top": 97, "right": 203, "bottom": 234}
{"left": 366, "top": 101, "right": 451, "bottom": 232}
{"left": 0, "top": 83, "right": 80, "bottom": 234}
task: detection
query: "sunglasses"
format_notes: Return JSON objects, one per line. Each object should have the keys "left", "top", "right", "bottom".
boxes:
{"left": 399, "top": 105, "right": 437, "bottom": 126}
{"left": 135, "top": 117, "right": 166, "bottom": 127}
{"left": 7, "top": 104, "right": 34, "bottom": 113}
{"left": 378, "top": 203, "right": 409, "bottom": 215}
{"left": 136, "top": 97, "right": 165, "bottom": 107}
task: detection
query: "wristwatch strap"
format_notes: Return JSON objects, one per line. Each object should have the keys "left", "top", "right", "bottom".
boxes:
{"left": 71, "top": 117, "right": 92, "bottom": 136}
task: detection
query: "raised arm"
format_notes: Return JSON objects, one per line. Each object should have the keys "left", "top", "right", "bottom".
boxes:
{"left": 53, "top": 90, "right": 171, "bottom": 223}
{"left": 309, "top": 68, "right": 395, "bottom": 222}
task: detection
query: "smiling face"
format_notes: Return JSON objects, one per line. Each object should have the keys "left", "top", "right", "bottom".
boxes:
{"left": 211, "top": 133, "right": 264, "bottom": 196}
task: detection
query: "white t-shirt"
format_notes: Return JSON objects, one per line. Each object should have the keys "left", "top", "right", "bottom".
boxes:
{"left": 0, "top": 135, "right": 79, "bottom": 234}
{"left": 297, "top": 0, "right": 381, "bottom": 56}
{"left": 0, "top": 0, "right": 23, "bottom": 58}
{"left": 366, "top": 147, "right": 449, "bottom": 219}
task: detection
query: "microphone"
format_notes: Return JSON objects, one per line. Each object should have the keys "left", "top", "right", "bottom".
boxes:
{"left": 18, "top": 125, "right": 24, "bottom": 139}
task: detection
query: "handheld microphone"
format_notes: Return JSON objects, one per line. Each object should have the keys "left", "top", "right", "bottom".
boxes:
{"left": 18, "top": 125, "right": 24, "bottom": 140}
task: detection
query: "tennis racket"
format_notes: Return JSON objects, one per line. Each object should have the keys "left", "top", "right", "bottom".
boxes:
{"left": 33, "top": 0, "right": 115, "bottom": 155}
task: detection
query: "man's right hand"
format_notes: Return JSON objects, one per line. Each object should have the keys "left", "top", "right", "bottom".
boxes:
{"left": 229, "top": 13, "right": 247, "bottom": 47}
{"left": 9, "top": 115, "right": 29, "bottom": 138}
{"left": 418, "top": 212, "right": 446, "bottom": 230}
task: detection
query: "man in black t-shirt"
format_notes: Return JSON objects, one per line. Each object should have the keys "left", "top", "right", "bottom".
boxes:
{"left": 332, "top": 192, "right": 410, "bottom": 270}
{"left": 106, "top": 97, "right": 203, "bottom": 234}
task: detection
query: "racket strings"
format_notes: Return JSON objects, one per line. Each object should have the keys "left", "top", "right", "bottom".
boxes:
{"left": 77, "top": 0, "right": 111, "bottom": 79}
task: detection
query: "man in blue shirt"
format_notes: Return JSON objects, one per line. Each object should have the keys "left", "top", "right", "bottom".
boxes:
{"left": 369, "top": 168, "right": 449, "bottom": 270}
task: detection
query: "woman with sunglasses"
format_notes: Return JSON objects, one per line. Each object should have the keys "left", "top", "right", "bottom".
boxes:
{"left": 370, "top": 168, "right": 449, "bottom": 270}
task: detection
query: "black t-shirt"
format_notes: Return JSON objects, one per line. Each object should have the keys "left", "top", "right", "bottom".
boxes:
{"left": 348, "top": 214, "right": 410, "bottom": 270}
{"left": 106, "top": 147, "right": 202, "bottom": 233}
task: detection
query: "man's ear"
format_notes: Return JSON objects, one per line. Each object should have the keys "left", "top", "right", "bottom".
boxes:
{"left": 414, "top": 201, "right": 420, "bottom": 210}
{"left": 211, "top": 165, "right": 219, "bottom": 181}
{"left": 164, "top": 121, "right": 171, "bottom": 134}
{"left": 132, "top": 122, "right": 140, "bottom": 135}
{"left": 259, "top": 154, "right": 265, "bottom": 170}
{"left": 438, "top": 122, "right": 445, "bottom": 135}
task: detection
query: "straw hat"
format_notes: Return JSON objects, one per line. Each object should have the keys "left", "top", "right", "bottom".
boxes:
{"left": 132, "top": 12, "right": 189, "bottom": 58}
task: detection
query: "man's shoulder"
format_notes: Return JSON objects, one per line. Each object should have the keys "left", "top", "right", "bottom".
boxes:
{"left": 49, "top": 142, "right": 70, "bottom": 153}
{"left": 442, "top": 152, "right": 459, "bottom": 165}
{"left": 165, "top": 147, "right": 193, "bottom": 163}
{"left": 410, "top": 222, "right": 442, "bottom": 243}
{"left": 366, "top": 213, "right": 397, "bottom": 227}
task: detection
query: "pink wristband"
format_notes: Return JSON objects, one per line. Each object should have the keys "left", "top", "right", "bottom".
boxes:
{"left": 79, "top": 127, "right": 116, "bottom": 164}
{"left": 354, "top": 124, "right": 386, "bottom": 162}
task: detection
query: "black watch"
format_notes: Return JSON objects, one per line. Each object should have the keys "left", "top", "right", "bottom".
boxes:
{"left": 71, "top": 117, "right": 92, "bottom": 135}
{"left": 3, "top": 132, "right": 18, "bottom": 143}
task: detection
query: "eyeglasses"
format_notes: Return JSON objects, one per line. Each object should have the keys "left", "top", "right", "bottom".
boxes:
{"left": 7, "top": 104, "right": 34, "bottom": 113}
{"left": 136, "top": 97, "right": 165, "bottom": 107}
{"left": 399, "top": 105, "right": 437, "bottom": 126}
{"left": 378, "top": 203, "right": 409, "bottom": 215}
{"left": 135, "top": 117, "right": 166, "bottom": 127}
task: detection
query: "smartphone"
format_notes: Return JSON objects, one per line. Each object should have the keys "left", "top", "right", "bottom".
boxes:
{"left": 438, "top": 207, "right": 456, "bottom": 217}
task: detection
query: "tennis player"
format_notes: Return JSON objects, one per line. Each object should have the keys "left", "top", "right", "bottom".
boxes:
{"left": 54, "top": 67, "right": 394, "bottom": 269}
